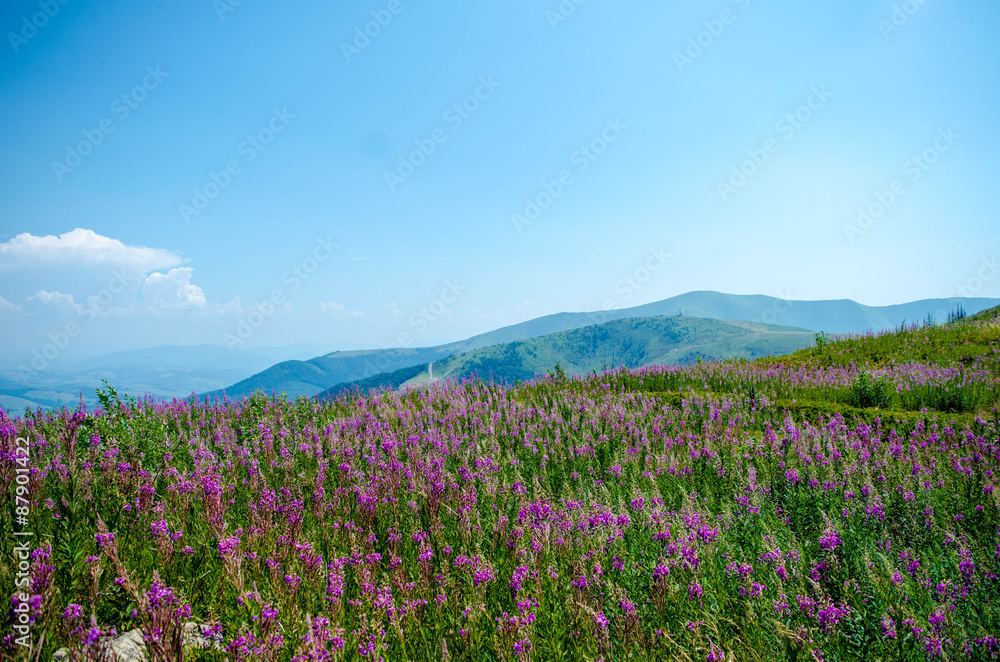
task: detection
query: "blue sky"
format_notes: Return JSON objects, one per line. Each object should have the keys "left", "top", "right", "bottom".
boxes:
{"left": 1, "top": 0, "right": 998, "bottom": 361}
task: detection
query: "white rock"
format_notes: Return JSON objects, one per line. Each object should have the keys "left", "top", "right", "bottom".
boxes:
{"left": 110, "top": 629, "right": 146, "bottom": 662}
{"left": 52, "top": 623, "right": 221, "bottom": 661}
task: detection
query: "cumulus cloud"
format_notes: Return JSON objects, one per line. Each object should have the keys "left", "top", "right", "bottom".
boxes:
{"left": 21, "top": 289, "right": 134, "bottom": 321}
{"left": 30, "top": 290, "right": 81, "bottom": 311}
{"left": 16, "top": 291, "right": 82, "bottom": 321}
{"left": 140, "top": 268, "right": 206, "bottom": 309}
{"left": 0, "top": 228, "right": 181, "bottom": 273}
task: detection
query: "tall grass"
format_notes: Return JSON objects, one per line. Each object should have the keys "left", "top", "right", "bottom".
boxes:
{"left": 1, "top": 315, "right": 999, "bottom": 661}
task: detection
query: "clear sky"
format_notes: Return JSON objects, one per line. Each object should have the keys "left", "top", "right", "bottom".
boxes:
{"left": 1, "top": 0, "right": 998, "bottom": 361}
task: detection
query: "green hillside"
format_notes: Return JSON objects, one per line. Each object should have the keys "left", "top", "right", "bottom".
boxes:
{"left": 627, "top": 303, "right": 1000, "bottom": 421}
{"left": 399, "top": 315, "right": 814, "bottom": 388}
{"left": 969, "top": 302, "right": 1000, "bottom": 323}
{"left": 205, "top": 293, "right": 998, "bottom": 401}
{"left": 316, "top": 362, "right": 429, "bottom": 401}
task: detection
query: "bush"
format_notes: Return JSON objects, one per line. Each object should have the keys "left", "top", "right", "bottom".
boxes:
{"left": 847, "top": 371, "right": 893, "bottom": 409}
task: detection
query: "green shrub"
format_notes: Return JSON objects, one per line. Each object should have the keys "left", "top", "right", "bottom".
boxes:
{"left": 847, "top": 371, "right": 893, "bottom": 409}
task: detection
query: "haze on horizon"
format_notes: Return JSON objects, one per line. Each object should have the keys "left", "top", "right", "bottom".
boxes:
{"left": 1, "top": 0, "right": 998, "bottom": 363}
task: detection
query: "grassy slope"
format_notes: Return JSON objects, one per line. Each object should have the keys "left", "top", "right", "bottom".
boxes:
{"left": 8, "top": 310, "right": 1000, "bottom": 661}
{"left": 630, "top": 304, "right": 1000, "bottom": 423}
{"left": 969, "top": 303, "right": 1000, "bottom": 323}
{"left": 780, "top": 306, "right": 998, "bottom": 366}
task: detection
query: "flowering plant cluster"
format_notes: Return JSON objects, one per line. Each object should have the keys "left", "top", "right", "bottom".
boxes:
{"left": 2, "top": 312, "right": 999, "bottom": 660}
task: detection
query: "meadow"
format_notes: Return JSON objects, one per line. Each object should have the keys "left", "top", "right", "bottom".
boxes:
{"left": 2, "top": 307, "right": 999, "bottom": 661}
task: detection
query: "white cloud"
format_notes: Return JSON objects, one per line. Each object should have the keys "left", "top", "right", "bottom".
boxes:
{"left": 213, "top": 296, "right": 245, "bottom": 315}
{"left": 19, "top": 290, "right": 98, "bottom": 320}
{"left": 31, "top": 290, "right": 80, "bottom": 311}
{"left": 318, "top": 301, "right": 365, "bottom": 318}
{"left": 385, "top": 302, "right": 403, "bottom": 317}
{"left": 0, "top": 228, "right": 181, "bottom": 273}
{"left": 319, "top": 301, "right": 346, "bottom": 314}
{"left": 140, "top": 268, "right": 206, "bottom": 309}
{"left": 19, "top": 289, "right": 133, "bottom": 321}
{"left": 0, "top": 294, "right": 19, "bottom": 312}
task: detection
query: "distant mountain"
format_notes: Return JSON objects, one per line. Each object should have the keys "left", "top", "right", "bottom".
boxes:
{"left": 209, "top": 292, "right": 998, "bottom": 401}
{"left": 317, "top": 316, "right": 815, "bottom": 398}
{"left": 0, "top": 343, "right": 338, "bottom": 412}
{"left": 65, "top": 342, "right": 337, "bottom": 370}
{"left": 614, "top": 291, "right": 997, "bottom": 335}
{"left": 205, "top": 348, "right": 449, "bottom": 402}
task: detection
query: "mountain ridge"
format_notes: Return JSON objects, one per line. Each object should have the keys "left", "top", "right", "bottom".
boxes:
{"left": 210, "top": 291, "right": 997, "bottom": 401}
{"left": 314, "top": 315, "right": 816, "bottom": 400}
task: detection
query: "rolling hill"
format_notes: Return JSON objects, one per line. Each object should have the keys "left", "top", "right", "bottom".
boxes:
{"left": 316, "top": 316, "right": 815, "bottom": 398}
{"left": 209, "top": 292, "right": 998, "bottom": 401}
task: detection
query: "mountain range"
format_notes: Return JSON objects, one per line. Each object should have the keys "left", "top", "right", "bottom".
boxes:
{"left": 2, "top": 291, "right": 993, "bottom": 411}
{"left": 209, "top": 291, "right": 998, "bottom": 401}
{"left": 0, "top": 343, "right": 334, "bottom": 411}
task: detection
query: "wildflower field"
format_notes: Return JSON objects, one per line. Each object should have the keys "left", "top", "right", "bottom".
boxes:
{"left": 3, "top": 308, "right": 1000, "bottom": 661}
